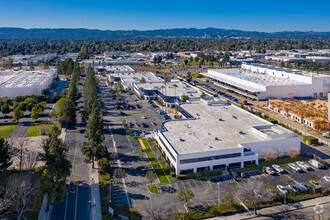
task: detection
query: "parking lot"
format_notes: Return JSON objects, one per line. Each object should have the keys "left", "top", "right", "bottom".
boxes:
{"left": 98, "top": 79, "right": 167, "bottom": 136}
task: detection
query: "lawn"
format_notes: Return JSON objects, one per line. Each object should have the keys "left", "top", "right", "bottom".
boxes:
{"left": 142, "top": 138, "right": 170, "bottom": 184}
{"left": 0, "top": 124, "right": 16, "bottom": 138}
{"left": 25, "top": 123, "right": 56, "bottom": 137}
{"left": 99, "top": 175, "right": 111, "bottom": 220}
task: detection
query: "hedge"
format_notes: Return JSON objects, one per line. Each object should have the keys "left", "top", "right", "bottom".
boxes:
{"left": 303, "top": 136, "right": 318, "bottom": 145}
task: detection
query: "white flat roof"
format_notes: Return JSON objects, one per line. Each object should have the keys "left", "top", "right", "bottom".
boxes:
{"left": 110, "top": 71, "right": 161, "bottom": 83}
{"left": 137, "top": 81, "right": 203, "bottom": 98}
{"left": 161, "top": 102, "right": 272, "bottom": 154}
{"left": 0, "top": 70, "right": 55, "bottom": 88}
{"left": 204, "top": 68, "right": 309, "bottom": 93}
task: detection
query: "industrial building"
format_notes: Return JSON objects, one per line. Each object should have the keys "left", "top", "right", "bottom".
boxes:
{"left": 155, "top": 99, "right": 300, "bottom": 175}
{"left": 134, "top": 80, "right": 205, "bottom": 106}
{"left": 203, "top": 64, "right": 330, "bottom": 100}
{"left": 0, "top": 70, "right": 56, "bottom": 98}
{"left": 268, "top": 99, "right": 330, "bottom": 130}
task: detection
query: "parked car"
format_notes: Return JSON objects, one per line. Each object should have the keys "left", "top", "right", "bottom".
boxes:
{"left": 240, "top": 172, "right": 248, "bottom": 178}
{"left": 323, "top": 176, "right": 330, "bottom": 182}
{"left": 288, "top": 163, "right": 302, "bottom": 172}
{"left": 296, "top": 161, "right": 311, "bottom": 170}
{"left": 310, "top": 181, "right": 321, "bottom": 189}
{"left": 309, "top": 159, "right": 322, "bottom": 169}
{"left": 69, "top": 181, "right": 76, "bottom": 193}
{"left": 263, "top": 166, "right": 275, "bottom": 175}
{"left": 141, "top": 130, "right": 148, "bottom": 135}
{"left": 287, "top": 184, "right": 300, "bottom": 193}
{"left": 272, "top": 164, "right": 285, "bottom": 173}
{"left": 277, "top": 185, "right": 288, "bottom": 194}
{"left": 129, "top": 122, "right": 134, "bottom": 128}
{"left": 142, "top": 122, "right": 149, "bottom": 128}
{"left": 133, "top": 132, "right": 139, "bottom": 136}
{"left": 299, "top": 182, "right": 311, "bottom": 190}
{"left": 142, "top": 115, "right": 147, "bottom": 119}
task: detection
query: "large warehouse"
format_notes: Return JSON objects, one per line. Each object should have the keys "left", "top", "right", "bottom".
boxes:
{"left": 204, "top": 64, "right": 330, "bottom": 100}
{"left": 155, "top": 99, "right": 300, "bottom": 175}
{"left": 0, "top": 70, "right": 56, "bottom": 98}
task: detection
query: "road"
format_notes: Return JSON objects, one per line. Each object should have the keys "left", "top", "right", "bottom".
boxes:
{"left": 51, "top": 77, "right": 91, "bottom": 220}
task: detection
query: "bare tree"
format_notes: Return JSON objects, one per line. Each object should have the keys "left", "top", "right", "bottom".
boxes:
{"left": 142, "top": 196, "right": 171, "bottom": 220}
{"left": 273, "top": 148, "right": 283, "bottom": 159}
{"left": 235, "top": 179, "right": 273, "bottom": 215}
{"left": 320, "top": 179, "right": 330, "bottom": 194}
{"left": 262, "top": 149, "right": 275, "bottom": 161}
{"left": 8, "top": 172, "right": 37, "bottom": 220}
{"left": 288, "top": 147, "right": 299, "bottom": 158}
{"left": 0, "top": 177, "right": 10, "bottom": 213}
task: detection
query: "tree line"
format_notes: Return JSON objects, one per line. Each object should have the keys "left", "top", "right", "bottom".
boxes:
{"left": 1, "top": 39, "right": 329, "bottom": 57}
{"left": 81, "top": 67, "right": 105, "bottom": 168}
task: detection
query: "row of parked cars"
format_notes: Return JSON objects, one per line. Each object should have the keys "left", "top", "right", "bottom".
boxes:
{"left": 276, "top": 176, "right": 330, "bottom": 194}
{"left": 262, "top": 159, "right": 323, "bottom": 175}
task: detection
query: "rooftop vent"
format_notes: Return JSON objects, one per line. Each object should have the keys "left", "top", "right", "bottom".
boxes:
{"left": 239, "top": 131, "right": 246, "bottom": 135}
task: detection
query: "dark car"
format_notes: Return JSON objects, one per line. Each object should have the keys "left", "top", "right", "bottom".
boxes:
{"left": 142, "top": 122, "right": 149, "bottom": 128}
{"left": 69, "top": 181, "right": 76, "bottom": 193}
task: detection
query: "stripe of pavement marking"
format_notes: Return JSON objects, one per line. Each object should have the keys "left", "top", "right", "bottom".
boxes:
{"left": 284, "top": 174, "right": 300, "bottom": 185}
{"left": 138, "top": 138, "right": 146, "bottom": 149}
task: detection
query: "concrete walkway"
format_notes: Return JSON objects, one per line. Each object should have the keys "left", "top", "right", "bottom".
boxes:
{"left": 38, "top": 194, "right": 53, "bottom": 220}
{"left": 211, "top": 196, "right": 330, "bottom": 219}
{"left": 90, "top": 163, "right": 102, "bottom": 220}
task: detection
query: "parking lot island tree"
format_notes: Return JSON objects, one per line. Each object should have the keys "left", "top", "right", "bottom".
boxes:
{"left": 178, "top": 189, "right": 194, "bottom": 210}
{"left": 235, "top": 179, "right": 273, "bottom": 215}
{"left": 145, "top": 171, "right": 157, "bottom": 186}
{"left": 12, "top": 107, "right": 24, "bottom": 122}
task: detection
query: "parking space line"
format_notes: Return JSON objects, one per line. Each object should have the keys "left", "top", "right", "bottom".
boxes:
{"left": 284, "top": 174, "right": 300, "bottom": 185}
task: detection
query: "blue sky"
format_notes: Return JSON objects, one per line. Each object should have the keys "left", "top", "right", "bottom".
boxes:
{"left": 0, "top": 0, "right": 329, "bottom": 32}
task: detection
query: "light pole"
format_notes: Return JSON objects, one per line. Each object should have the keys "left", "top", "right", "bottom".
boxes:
{"left": 217, "top": 182, "right": 220, "bottom": 205}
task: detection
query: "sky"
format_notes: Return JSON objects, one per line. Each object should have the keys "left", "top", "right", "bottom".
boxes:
{"left": 0, "top": 0, "right": 329, "bottom": 32}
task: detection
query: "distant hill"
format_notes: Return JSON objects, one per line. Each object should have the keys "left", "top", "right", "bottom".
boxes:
{"left": 0, "top": 27, "right": 329, "bottom": 40}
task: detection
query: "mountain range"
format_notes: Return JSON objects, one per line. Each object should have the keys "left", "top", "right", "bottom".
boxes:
{"left": 0, "top": 27, "right": 329, "bottom": 40}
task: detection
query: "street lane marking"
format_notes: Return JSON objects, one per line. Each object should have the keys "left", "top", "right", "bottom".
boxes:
{"left": 72, "top": 142, "right": 79, "bottom": 220}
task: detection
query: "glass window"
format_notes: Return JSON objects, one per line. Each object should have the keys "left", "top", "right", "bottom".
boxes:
{"left": 180, "top": 153, "right": 241, "bottom": 164}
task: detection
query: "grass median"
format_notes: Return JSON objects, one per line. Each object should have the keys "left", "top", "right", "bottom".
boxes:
{"left": 0, "top": 124, "right": 16, "bottom": 138}
{"left": 142, "top": 138, "right": 170, "bottom": 184}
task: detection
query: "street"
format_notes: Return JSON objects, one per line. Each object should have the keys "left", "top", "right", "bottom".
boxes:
{"left": 50, "top": 76, "right": 91, "bottom": 220}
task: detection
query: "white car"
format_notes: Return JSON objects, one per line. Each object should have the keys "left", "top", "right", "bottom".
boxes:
{"left": 288, "top": 163, "right": 302, "bottom": 172}
{"left": 272, "top": 164, "right": 284, "bottom": 173}
{"left": 296, "top": 161, "right": 311, "bottom": 170}
{"left": 263, "top": 166, "right": 275, "bottom": 175}
{"left": 141, "top": 130, "right": 148, "bottom": 135}
{"left": 323, "top": 176, "right": 330, "bottom": 182}
{"left": 142, "top": 115, "right": 147, "bottom": 119}
{"left": 277, "top": 185, "right": 288, "bottom": 194}
{"left": 309, "top": 159, "right": 322, "bottom": 169}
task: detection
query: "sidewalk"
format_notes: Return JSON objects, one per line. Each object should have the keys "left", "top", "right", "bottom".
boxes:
{"left": 38, "top": 194, "right": 53, "bottom": 220}
{"left": 211, "top": 196, "right": 330, "bottom": 220}
{"left": 90, "top": 163, "right": 102, "bottom": 220}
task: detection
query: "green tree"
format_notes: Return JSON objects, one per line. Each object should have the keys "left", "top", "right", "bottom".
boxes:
{"left": 41, "top": 126, "right": 71, "bottom": 210}
{"left": 0, "top": 138, "right": 12, "bottom": 173}
{"left": 181, "top": 95, "right": 189, "bottom": 103}
{"left": 12, "top": 107, "right": 24, "bottom": 122}
{"left": 140, "top": 77, "right": 146, "bottom": 83}
{"left": 81, "top": 107, "right": 104, "bottom": 168}
{"left": 186, "top": 72, "right": 192, "bottom": 83}
{"left": 178, "top": 189, "right": 194, "bottom": 208}
{"left": 145, "top": 171, "right": 157, "bottom": 186}
{"left": 97, "top": 158, "right": 110, "bottom": 174}
{"left": 1, "top": 103, "right": 10, "bottom": 116}
{"left": 113, "top": 168, "right": 126, "bottom": 180}
{"left": 31, "top": 107, "right": 39, "bottom": 121}
{"left": 55, "top": 98, "right": 66, "bottom": 117}
{"left": 224, "top": 193, "right": 234, "bottom": 208}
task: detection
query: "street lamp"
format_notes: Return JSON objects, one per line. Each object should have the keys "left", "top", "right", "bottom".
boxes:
{"left": 217, "top": 182, "right": 220, "bottom": 205}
